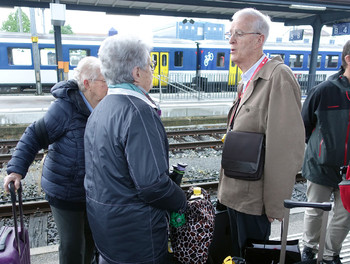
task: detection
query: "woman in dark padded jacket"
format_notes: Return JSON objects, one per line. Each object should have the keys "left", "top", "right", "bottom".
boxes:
{"left": 3, "top": 56, "right": 108, "bottom": 264}
{"left": 84, "top": 35, "right": 187, "bottom": 264}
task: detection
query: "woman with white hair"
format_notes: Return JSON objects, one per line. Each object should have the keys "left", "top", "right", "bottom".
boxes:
{"left": 4, "top": 56, "right": 108, "bottom": 264}
{"left": 84, "top": 35, "right": 187, "bottom": 264}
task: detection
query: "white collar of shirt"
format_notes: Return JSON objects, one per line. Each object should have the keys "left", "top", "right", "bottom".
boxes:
{"left": 241, "top": 54, "right": 268, "bottom": 92}
{"left": 108, "top": 88, "right": 157, "bottom": 109}
{"left": 79, "top": 90, "right": 93, "bottom": 113}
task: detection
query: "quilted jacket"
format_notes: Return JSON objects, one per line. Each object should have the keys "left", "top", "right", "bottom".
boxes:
{"left": 7, "top": 80, "right": 90, "bottom": 202}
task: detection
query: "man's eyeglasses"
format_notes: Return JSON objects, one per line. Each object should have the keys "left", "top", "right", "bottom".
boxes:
{"left": 226, "top": 31, "right": 261, "bottom": 39}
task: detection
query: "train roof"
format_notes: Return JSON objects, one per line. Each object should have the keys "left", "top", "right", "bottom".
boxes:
{"left": 0, "top": 32, "right": 343, "bottom": 52}
{"left": 196, "top": 39, "right": 343, "bottom": 52}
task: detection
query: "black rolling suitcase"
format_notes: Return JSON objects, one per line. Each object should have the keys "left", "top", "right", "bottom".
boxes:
{"left": 280, "top": 200, "right": 332, "bottom": 264}
{"left": 206, "top": 206, "right": 234, "bottom": 264}
{"left": 0, "top": 182, "right": 31, "bottom": 264}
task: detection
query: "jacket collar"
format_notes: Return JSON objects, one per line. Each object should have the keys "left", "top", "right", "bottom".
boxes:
{"left": 108, "top": 88, "right": 157, "bottom": 109}
{"left": 238, "top": 56, "right": 284, "bottom": 108}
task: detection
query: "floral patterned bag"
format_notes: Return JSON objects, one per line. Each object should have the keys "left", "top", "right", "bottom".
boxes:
{"left": 169, "top": 187, "right": 215, "bottom": 264}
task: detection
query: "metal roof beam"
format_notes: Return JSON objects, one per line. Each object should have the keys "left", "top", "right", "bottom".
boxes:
{"left": 114, "top": 0, "right": 323, "bottom": 14}
{"left": 284, "top": 11, "right": 350, "bottom": 26}
{"left": 221, "top": 0, "right": 349, "bottom": 9}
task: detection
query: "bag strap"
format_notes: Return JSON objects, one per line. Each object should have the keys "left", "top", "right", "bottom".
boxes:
{"left": 229, "top": 97, "right": 241, "bottom": 130}
{"left": 9, "top": 181, "right": 24, "bottom": 256}
{"left": 346, "top": 165, "right": 350, "bottom": 180}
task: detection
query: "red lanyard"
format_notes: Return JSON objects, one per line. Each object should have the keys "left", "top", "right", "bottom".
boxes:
{"left": 239, "top": 56, "right": 268, "bottom": 98}
{"left": 230, "top": 56, "right": 268, "bottom": 126}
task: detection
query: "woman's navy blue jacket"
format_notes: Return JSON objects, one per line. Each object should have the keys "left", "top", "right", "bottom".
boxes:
{"left": 7, "top": 80, "right": 90, "bottom": 202}
{"left": 84, "top": 89, "right": 187, "bottom": 264}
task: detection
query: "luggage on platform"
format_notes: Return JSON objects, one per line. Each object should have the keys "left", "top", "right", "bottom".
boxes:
{"left": 0, "top": 182, "right": 31, "bottom": 264}
{"left": 280, "top": 200, "right": 332, "bottom": 264}
{"left": 206, "top": 202, "right": 234, "bottom": 264}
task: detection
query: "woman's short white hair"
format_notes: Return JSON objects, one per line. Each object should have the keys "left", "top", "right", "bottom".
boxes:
{"left": 73, "top": 56, "right": 102, "bottom": 92}
{"left": 98, "top": 34, "right": 152, "bottom": 85}
{"left": 232, "top": 8, "right": 271, "bottom": 44}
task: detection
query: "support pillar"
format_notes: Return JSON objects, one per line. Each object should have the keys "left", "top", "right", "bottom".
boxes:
{"left": 309, "top": 16, "right": 323, "bottom": 92}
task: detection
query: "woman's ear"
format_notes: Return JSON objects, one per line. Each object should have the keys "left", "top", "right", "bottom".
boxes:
{"left": 132, "top": 66, "right": 140, "bottom": 82}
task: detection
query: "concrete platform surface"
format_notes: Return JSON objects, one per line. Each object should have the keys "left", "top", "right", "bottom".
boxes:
{"left": 0, "top": 94, "right": 233, "bottom": 125}
{"left": 28, "top": 209, "right": 350, "bottom": 264}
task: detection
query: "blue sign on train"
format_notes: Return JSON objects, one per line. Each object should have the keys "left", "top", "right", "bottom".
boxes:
{"left": 289, "top": 29, "right": 304, "bottom": 41}
{"left": 333, "top": 23, "right": 350, "bottom": 36}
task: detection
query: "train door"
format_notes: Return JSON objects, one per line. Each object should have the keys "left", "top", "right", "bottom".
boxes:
{"left": 151, "top": 52, "right": 169, "bottom": 87}
{"left": 228, "top": 56, "right": 242, "bottom": 85}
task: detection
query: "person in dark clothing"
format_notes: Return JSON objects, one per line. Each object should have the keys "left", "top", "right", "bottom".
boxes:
{"left": 84, "top": 35, "right": 187, "bottom": 264}
{"left": 301, "top": 40, "right": 350, "bottom": 264}
{"left": 3, "top": 56, "right": 108, "bottom": 264}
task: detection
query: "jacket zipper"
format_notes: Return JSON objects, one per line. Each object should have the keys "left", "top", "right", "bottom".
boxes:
{"left": 319, "top": 139, "right": 323, "bottom": 158}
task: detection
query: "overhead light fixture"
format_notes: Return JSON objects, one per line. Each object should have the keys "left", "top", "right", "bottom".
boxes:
{"left": 182, "top": 19, "right": 195, "bottom": 24}
{"left": 289, "top": 4, "right": 326, "bottom": 11}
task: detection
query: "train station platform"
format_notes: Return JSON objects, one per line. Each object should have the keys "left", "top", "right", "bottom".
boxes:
{"left": 0, "top": 94, "right": 233, "bottom": 126}
{"left": 28, "top": 208, "right": 350, "bottom": 264}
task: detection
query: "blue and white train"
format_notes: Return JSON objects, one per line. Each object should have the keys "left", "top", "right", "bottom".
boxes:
{"left": 0, "top": 32, "right": 343, "bottom": 91}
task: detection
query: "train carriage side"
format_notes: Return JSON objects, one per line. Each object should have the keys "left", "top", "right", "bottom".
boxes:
{"left": 264, "top": 42, "right": 342, "bottom": 90}
{"left": 196, "top": 39, "right": 241, "bottom": 91}
{"left": 151, "top": 38, "right": 197, "bottom": 90}
{"left": 0, "top": 33, "right": 102, "bottom": 92}
{"left": 0, "top": 37, "right": 37, "bottom": 91}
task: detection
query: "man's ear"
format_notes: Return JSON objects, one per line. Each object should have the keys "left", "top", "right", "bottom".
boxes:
{"left": 83, "top": 79, "right": 90, "bottom": 91}
{"left": 345, "top": 54, "right": 350, "bottom": 65}
{"left": 257, "top": 34, "right": 265, "bottom": 46}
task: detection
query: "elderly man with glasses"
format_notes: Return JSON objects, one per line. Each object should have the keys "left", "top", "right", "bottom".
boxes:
{"left": 217, "top": 8, "right": 305, "bottom": 257}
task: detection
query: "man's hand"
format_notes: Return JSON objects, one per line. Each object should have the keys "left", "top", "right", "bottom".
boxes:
{"left": 268, "top": 217, "right": 283, "bottom": 223}
{"left": 3, "top": 173, "right": 22, "bottom": 193}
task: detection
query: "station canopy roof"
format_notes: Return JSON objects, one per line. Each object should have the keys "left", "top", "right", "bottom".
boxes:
{"left": 3, "top": 0, "right": 350, "bottom": 27}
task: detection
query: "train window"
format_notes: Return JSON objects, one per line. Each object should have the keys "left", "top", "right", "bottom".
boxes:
{"left": 325, "top": 55, "right": 339, "bottom": 68}
{"left": 69, "top": 49, "right": 90, "bottom": 66}
{"left": 270, "top": 54, "right": 285, "bottom": 61}
{"left": 7, "top": 47, "right": 32, "bottom": 65}
{"left": 216, "top": 52, "right": 225, "bottom": 67}
{"left": 289, "top": 54, "right": 304, "bottom": 68}
{"left": 40, "top": 48, "right": 56, "bottom": 65}
{"left": 307, "top": 55, "right": 321, "bottom": 68}
{"left": 162, "top": 54, "right": 167, "bottom": 66}
{"left": 174, "top": 51, "right": 183, "bottom": 67}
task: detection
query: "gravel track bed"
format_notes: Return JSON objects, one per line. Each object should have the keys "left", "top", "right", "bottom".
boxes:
{"left": 0, "top": 148, "right": 307, "bottom": 247}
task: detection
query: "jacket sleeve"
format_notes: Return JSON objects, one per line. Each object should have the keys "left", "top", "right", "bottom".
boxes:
{"left": 6, "top": 99, "right": 71, "bottom": 178}
{"left": 263, "top": 66, "right": 305, "bottom": 219}
{"left": 301, "top": 87, "right": 320, "bottom": 143}
{"left": 124, "top": 106, "right": 187, "bottom": 213}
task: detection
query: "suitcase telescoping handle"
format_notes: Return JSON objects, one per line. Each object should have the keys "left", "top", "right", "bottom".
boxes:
{"left": 279, "top": 200, "right": 332, "bottom": 264}
{"left": 8, "top": 181, "right": 25, "bottom": 256}
{"left": 283, "top": 200, "right": 332, "bottom": 211}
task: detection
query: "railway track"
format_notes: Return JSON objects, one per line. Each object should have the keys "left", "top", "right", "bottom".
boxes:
{"left": 0, "top": 127, "right": 304, "bottom": 217}
{"left": 0, "top": 173, "right": 305, "bottom": 217}
{"left": 0, "top": 128, "right": 226, "bottom": 165}
{"left": 0, "top": 181, "right": 219, "bottom": 217}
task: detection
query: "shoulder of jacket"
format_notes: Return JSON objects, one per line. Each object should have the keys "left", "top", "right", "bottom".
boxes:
{"left": 259, "top": 57, "right": 292, "bottom": 80}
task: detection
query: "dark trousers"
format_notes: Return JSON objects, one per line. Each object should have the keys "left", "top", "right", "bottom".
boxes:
{"left": 51, "top": 206, "right": 96, "bottom": 264}
{"left": 227, "top": 208, "right": 271, "bottom": 257}
{"left": 99, "top": 251, "right": 178, "bottom": 264}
